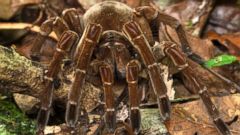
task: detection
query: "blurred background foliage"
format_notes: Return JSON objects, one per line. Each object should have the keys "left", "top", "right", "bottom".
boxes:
{"left": 0, "top": 0, "right": 239, "bottom": 134}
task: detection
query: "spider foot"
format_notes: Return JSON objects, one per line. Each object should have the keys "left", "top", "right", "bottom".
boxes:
{"left": 214, "top": 118, "right": 232, "bottom": 135}
{"left": 66, "top": 102, "right": 79, "bottom": 127}
{"left": 105, "top": 111, "right": 117, "bottom": 133}
{"left": 37, "top": 107, "right": 50, "bottom": 133}
{"left": 157, "top": 96, "right": 171, "bottom": 121}
{"left": 130, "top": 109, "right": 141, "bottom": 134}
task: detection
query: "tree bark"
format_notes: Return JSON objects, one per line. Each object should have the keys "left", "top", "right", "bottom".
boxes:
{"left": 0, "top": 45, "right": 101, "bottom": 112}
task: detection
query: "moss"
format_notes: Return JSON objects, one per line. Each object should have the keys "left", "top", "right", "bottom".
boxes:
{"left": 0, "top": 95, "right": 36, "bottom": 135}
{"left": 0, "top": 45, "right": 44, "bottom": 98}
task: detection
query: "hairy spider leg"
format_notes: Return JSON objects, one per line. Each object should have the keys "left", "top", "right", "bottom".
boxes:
{"left": 126, "top": 60, "right": 141, "bottom": 134}
{"left": 37, "top": 31, "right": 78, "bottom": 134}
{"left": 123, "top": 21, "right": 171, "bottom": 121}
{"left": 30, "top": 17, "right": 69, "bottom": 61}
{"left": 61, "top": 8, "right": 85, "bottom": 60}
{"left": 162, "top": 41, "right": 232, "bottom": 135}
{"left": 65, "top": 23, "right": 102, "bottom": 127}
{"left": 137, "top": 6, "right": 240, "bottom": 92}
{"left": 31, "top": 18, "right": 55, "bottom": 61}
{"left": 31, "top": 8, "right": 83, "bottom": 61}
{"left": 62, "top": 8, "right": 84, "bottom": 36}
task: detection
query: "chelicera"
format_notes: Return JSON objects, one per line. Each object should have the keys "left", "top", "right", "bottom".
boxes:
{"left": 31, "top": 1, "right": 234, "bottom": 135}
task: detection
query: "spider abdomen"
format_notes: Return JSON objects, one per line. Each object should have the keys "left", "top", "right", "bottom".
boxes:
{"left": 83, "top": 1, "right": 133, "bottom": 32}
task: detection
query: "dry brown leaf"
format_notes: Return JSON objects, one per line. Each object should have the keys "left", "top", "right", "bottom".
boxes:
{"left": 207, "top": 31, "right": 240, "bottom": 57}
{"left": 164, "top": 0, "right": 216, "bottom": 36}
{"left": 206, "top": 4, "right": 240, "bottom": 34}
{"left": 0, "top": 0, "right": 41, "bottom": 20}
{"left": 166, "top": 94, "right": 240, "bottom": 135}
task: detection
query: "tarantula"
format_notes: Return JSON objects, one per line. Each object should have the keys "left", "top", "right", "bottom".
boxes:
{"left": 30, "top": 1, "right": 234, "bottom": 135}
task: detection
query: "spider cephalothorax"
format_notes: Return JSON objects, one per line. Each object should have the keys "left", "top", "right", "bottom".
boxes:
{"left": 31, "top": 1, "right": 233, "bottom": 135}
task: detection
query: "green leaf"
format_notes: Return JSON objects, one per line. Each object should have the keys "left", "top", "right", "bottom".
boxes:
{"left": 204, "top": 54, "right": 237, "bottom": 68}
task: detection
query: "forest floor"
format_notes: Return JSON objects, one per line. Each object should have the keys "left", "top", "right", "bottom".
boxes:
{"left": 0, "top": 0, "right": 240, "bottom": 135}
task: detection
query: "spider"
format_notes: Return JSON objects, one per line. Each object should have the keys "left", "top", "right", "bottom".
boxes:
{"left": 30, "top": 1, "right": 234, "bottom": 135}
